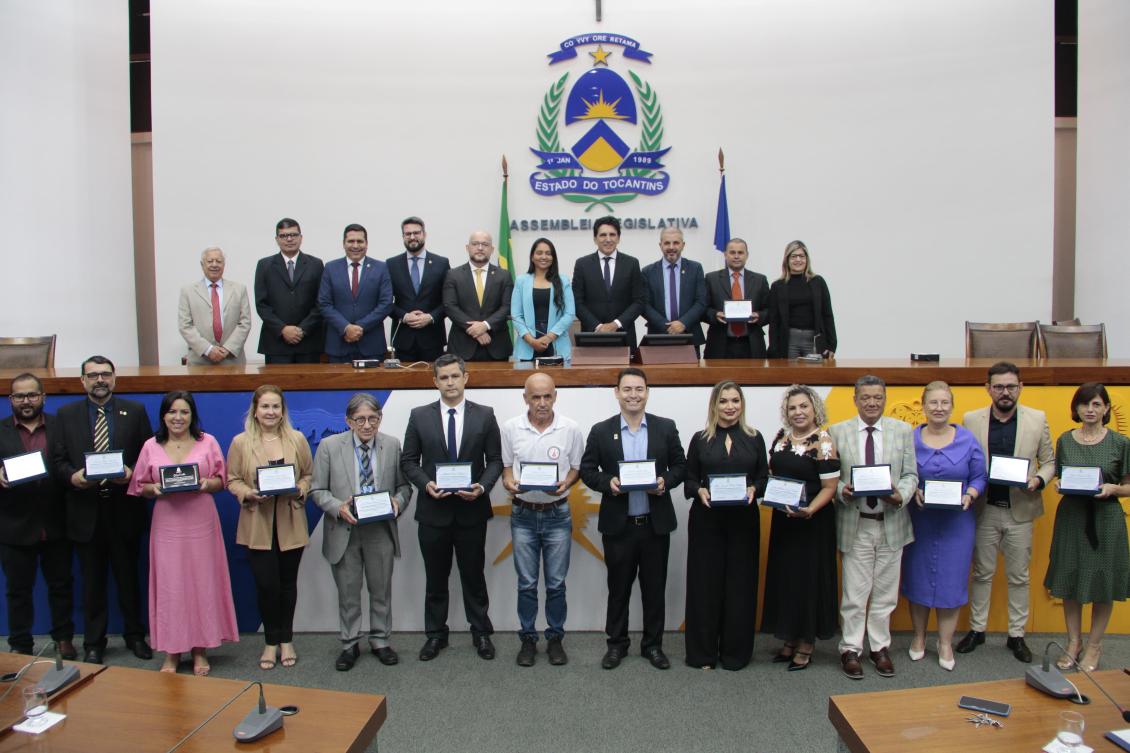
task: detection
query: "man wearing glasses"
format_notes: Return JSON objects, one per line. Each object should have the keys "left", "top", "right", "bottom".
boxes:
{"left": 442, "top": 230, "right": 513, "bottom": 361}
{"left": 387, "top": 217, "right": 449, "bottom": 362}
{"left": 0, "top": 374, "right": 76, "bottom": 659}
{"left": 254, "top": 217, "right": 326, "bottom": 363}
{"left": 958, "top": 362, "right": 1055, "bottom": 663}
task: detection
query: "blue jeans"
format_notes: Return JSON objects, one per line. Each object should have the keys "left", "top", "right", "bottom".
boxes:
{"left": 511, "top": 501, "right": 572, "bottom": 641}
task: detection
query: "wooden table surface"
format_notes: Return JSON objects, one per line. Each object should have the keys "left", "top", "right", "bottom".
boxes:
{"left": 0, "top": 653, "right": 105, "bottom": 734}
{"left": 829, "top": 669, "right": 1130, "bottom": 752}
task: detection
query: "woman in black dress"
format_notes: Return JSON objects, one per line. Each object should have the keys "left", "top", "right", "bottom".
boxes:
{"left": 761, "top": 384, "right": 840, "bottom": 670}
{"left": 767, "top": 241, "right": 837, "bottom": 359}
{"left": 683, "top": 381, "right": 769, "bottom": 670}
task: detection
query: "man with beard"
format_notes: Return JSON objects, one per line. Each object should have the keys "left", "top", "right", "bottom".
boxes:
{"left": 958, "top": 362, "right": 1055, "bottom": 663}
{"left": 442, "top": 230, "right": 513, "bottom": 361}
{"left": 0, "top": 374, "right": 76, "bottom": 658}
{"left": 387, "top": 216, "right": 450, "bottom": 362}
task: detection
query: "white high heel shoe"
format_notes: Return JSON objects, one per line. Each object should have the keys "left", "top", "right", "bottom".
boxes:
{"left": 908, "top": 641, "right": 925, "bottom": 661}
{"left": 936, "top": 640, "right": 955, "bottom": 671}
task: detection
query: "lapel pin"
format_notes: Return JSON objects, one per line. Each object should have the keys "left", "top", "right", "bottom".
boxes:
{"left": 119, "top": 411, "right": 128, "bottom": 416}
{"left": 613, "top": 434, "right": 619, "bottom": 440}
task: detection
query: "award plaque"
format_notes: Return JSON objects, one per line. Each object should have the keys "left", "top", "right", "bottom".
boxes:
{"left": 2, "top": 450, "right": 48, "bottom": 486}
{"left": 435, "top": 462, "right": 474, "bottom": 491}
{"left": 617, "top": 460, "right": 658, "bottom": 491}
{"left": 988, "top": 455, "right": 1030, "bottom": 487}
{"left": 851, "top": 464, "right": 893, "bottom": 497}
{"left": 352, "top": 491, "right": 395, "bottom": 523}
{"left": 922, "top": 479, "right": 964, "bottom": 509}
{"left": 723, "top": 300, "right": 753, "bottom": 321}
{"left": 518, "top": 462, "right": 560, "bottom": 492}
{"left": 159, "top": 463, "right": 201, "bottom": 494}
{"left": 84, "top": 450, "right": 125, "bottom": 480}
{"left": 257, "top": 464, "right": 298, "bottom": 496}
{"left": 761, "top": 476, "right": 805, "bottom": 511}
{"left": 1058, "top": 466, "right": 1102, "bottom": 497}
{"left": 707, "top": 474, "right": 749, "bottom": 505}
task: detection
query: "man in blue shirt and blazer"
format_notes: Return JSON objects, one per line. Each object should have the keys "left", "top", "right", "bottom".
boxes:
{"left": 318, "top": 224, "right": 395, "bottom": 363}
{"left": 386, "top": 216, "right": 449, "bottom": 362}
{"left": 641, "top": 228, "right": 706, "bottom": 352}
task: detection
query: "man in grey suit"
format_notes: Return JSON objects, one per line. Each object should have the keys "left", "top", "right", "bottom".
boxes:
{"left": 641, "top": 228, "right": 706, "bottom": 351}
{"left": 177, "top": 247, "right": 252, "bottom": 364}
{"left": 442, "top": 230, "right": 513, "bottom": 361}
{"left": 703, "top": 238, "right": 770, "bottom": 359}
{"left": 828, "top": 375, "right": 918, "bottom": 680}
{"left": 311, "top": 393, "right": 412, "bottom": 672}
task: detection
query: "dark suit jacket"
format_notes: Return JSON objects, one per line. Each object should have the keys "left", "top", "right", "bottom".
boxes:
{"left": 386, "top": 251, "right": 449, "bottom": 359}
{"left": 254, "top": 251, "right": 325, "bottom": 356}
{"left": 572, "top": 252, "right": 647, "bottom": 349}
{"left": 51, "top": 397, "right": 153, "bottom": 543}
{"left": 579, "top": 413, "right": 686, "bottom": 537}
{"left": 704, "top": 268, "right": 771, "bottom": 358}
{"left": 318, "top": 256, "right": 395, "bottom": 358}
{"left": 641, "top": 257, "right": 707, "bottom": 346}
{"left": 442, "top": 263, "right": 513, "bottom": 361}
{"left": 0, "top": 415, "right": 67, "bottom": 545}
{"left": 401, "top": 400, "right": 503, "bottom": 528}
{"left": 767, "top": 274, "right": 837, "bottom": 357}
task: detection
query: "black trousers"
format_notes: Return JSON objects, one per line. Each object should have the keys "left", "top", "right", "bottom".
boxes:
{"left": 0, "top": 540, "right": 75, "bottom": 652}
{"left": 684, "top": 504, "right": 760, "bottom": 669}
{"left": 394, "top": 343, "right": 444, "bottom": 363}
{"left": 602, "top": 523, "right": 670, "bottom": 651}
{"left": 417, "top": 521, "right": 493, "bottom": 640}
{"left": 704, "top": 336, "right": 752, "bottom": 360}
{"left": 264, "top": 353, "right": 321, "bottom": 364}
{"left": 75, "top": 510, "right": 146, "bottom": 650}
{"left": 247, "top": 526, "right": 304, "bottom": 645}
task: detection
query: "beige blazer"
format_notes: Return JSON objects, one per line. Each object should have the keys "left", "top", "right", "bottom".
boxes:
{"left": 963, "top": 405, "right": 1055, "bottom": 523}
{"left": 177, "top": 278, "right": 253, "bottom": 364}
{"left": 226, "top": 430, "right": 314, "bottom": 551}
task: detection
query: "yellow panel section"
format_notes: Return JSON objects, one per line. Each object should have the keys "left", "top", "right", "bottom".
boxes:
{"left": 577, "top": 138, "right": 624, "bottom": 172}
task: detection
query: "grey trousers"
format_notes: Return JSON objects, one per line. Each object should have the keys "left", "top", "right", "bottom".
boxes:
{"left": 331, "top": 521, "right": 396, "bottom": 649}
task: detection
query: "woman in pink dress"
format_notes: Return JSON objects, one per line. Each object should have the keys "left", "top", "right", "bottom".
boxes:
{"left": 129, "top": 390, "right": 238, "bottom": 674}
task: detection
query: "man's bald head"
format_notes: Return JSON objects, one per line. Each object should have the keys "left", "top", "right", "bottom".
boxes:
{"left": 523, "top": 372, "right": 557, "bottom": 424}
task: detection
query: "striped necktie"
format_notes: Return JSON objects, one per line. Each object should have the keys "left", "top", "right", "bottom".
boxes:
{"left": 94, "top": 406, "right": 109, "bottom": 486}
{"left": 359, "top": 442, "right": 373, "bottom": 492}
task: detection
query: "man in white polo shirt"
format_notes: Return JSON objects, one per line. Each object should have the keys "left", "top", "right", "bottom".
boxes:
{"left": 500, "top": 372, "right": 584, "bottom": 667}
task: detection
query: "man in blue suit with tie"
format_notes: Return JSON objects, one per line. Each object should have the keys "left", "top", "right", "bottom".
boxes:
{"left": 386, "top": 216, "right": 449, "bottom": 362}
{"left": 641, "top": 228, "right": 706, "bottom": 353}
{"left": 318, "top": 224, "right": 395, "bottom": 363}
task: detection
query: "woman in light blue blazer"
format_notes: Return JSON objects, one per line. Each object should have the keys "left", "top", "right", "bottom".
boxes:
{"left": 511, "top": 237, "right": 575, "bottom": 361}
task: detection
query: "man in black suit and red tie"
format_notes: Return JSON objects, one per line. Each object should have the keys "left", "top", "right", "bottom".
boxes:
{"left": 401, "top": 354, "right": 503, "bottom": 662}
{"left": 386, "top": 216, "right": 449, "bottom": 362}
{"left": 704, "top": 238, "right": 771, "bottom": 359}
{"left": 50, "top": 356, "right": 153, "bottom": 664}
{"left": 580, "top": 367, "right": 686, "bottom": 670}
{"left": 572, "top": 215, "right": 647, "bottom": 349}
{"left": 254, "top": 217, "right": 325, "bottom": 364}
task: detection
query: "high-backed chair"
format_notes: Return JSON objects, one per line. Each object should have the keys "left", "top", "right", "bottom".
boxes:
{"left": 964, "top": 321, "right": 1039, "bottom": 359}
{"left": 0, "top": 335, "right": 56, "bottom": 369}
{"left": 1052, "top": 318, "right": 1081, "bottom": 326}
{"left": 1037, "top": 323, "right": 1107, "bottom": 359}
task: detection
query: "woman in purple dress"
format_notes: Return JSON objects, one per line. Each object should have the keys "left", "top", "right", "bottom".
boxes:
{"left": 902, "top": 381, "right": 986, "bottom": 671}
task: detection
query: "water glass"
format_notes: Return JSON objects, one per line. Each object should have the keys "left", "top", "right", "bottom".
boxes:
{"left": 1057, "top": 710, "right": 1085, "bottom": 751}
{"left": 22, "top": 686, "right": 49, "bottom": 728}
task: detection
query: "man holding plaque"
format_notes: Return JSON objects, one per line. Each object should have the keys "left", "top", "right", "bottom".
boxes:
{"left": 828, "top": 375, "right": 918, "bottom": 680}
{"left": 703, "top": 238, "right": 771, "bottom": 360}
{"left": 500, "top": 373, "right": 584, "bottom": 667}
{"left": 311, "top": 393, "right": 412, "bottom": 672}
{"left": 401, "top": 354, "right": 503, "bottom": 661}
{"left": 580, "top": 367, "right": 686, "bottom": 670}
{"left": 957, "top": 362, "right": 1055, "bottom": 663}
{"left": 51, "top": 356, "right": 153, "bottom": 664}
{"left": 0, "top": 374, "right": 76, "bottom": 658}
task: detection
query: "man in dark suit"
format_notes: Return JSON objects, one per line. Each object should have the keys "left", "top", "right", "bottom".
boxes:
{"left": 401, "top": 354, "right": 503, "bottom": 661}
{"left": 51, "top": 356, "right": 153, "bottom": 664}
{"left": 580, "top": 367, "right": 686, "bottom": 670}
{"left": 572, "top": 215, "right": 647, "bottom": 349}
{"left": 318, "top": 223, "right": 395, "bottom": 363}
{"left": 442, "top": 230, "right": 513, "bottom": 361}
{"left": 704, "top": 238, "right": 771, "bottom": 359}
{"left": 641, "top": 228, "right": 706, "bottom": 351}
{"left": 0, "top": 374, "right": 76, "bottom": 658}
{"left": 386, "top": 216, "right": 449, "bottom": 362}
{"left": 254, "top": 217, "right": 325, "bottom": 363}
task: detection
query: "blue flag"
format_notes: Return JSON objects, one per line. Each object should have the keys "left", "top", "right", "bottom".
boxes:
{"left": 713, "top": 174, "right": 730, "bottom": 253}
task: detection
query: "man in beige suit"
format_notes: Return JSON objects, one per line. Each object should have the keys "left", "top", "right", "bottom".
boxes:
{"left": 177, "top": 247, "right": 252, "bottom": 364}
{"left": 957, "top": 362, "right": 1055, "bottom": 663}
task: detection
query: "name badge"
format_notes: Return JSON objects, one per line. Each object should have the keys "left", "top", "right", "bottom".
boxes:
{"left": 435, "top": 462, "right": 474, "bottom": 491}
{"left": 707, "top": 474, "right": 748, "bottom": 505}
{"left": 353, "top": 491, "right": 395, "bottom": 523}
{"left": 618, "top": 460, "right": 658, "bottom": 491}
{"left": 2, "top": 450, "right": 48, "bottom": 486}
{"left": 85, "top": 450, "right": 125, "bottom": 480}
{"left": 257, "top": 464, "right": 298, "bottom": 496}
{"left": 518, "top": 462, "right": 559, "bottom": 492}
{"left": 159, "top": 463, "right": 201, "bottom": 494}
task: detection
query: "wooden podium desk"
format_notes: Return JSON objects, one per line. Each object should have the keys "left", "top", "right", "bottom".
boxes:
{"left": 0, "top": 662, "right": 386, "bottom": 753}
{"left": 0, "top": 653, "right": 105, "bottom": 734}
{"left": 829, "top": 669, "right": 1130, "bottom": 753}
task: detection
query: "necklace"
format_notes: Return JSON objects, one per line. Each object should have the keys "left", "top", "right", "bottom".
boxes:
{"left": 262, "top": 435, "right": 280, "bottom": 442}
{"left": 789, "top": 429, "right": 814, "bottom": 443}
{"left": 1077, "top": 427, "right": 1106, "bottom": 444}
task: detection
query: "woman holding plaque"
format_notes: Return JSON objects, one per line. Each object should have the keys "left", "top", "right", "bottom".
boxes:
{"left": 226, "top": 385, "right": 314, "bottom": 672}
{"left": 683, "top": 381, "right": 768, "bottom": 670}
{"left": 767, "top": 241, "right": 837, "bottom": 359}
{"left": 128, "top": 390, "right": 238, "bottom": 675}
{"left": 902, "top": 381, "right": 986, "bottom": 671}
{"left": 510, "top": 237, "right": 576, "bottom": 362}
{"left": 761, "top": 384, "right": 840, "bottom": 671}
{"left": 1045, "top": 383, "right": 1130, "bottom": 672}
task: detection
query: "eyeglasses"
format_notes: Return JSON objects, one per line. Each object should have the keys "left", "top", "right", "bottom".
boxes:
{"left": 989, "top": 384, "right": 1020, "bottom": 394}
{"left": 403, "top": 231, "right": 424, "bottom": 237}
{"left": 82, "top": 371, "right": 114, "bottom": 380}
{"left": 350, "top": 416, "right": 381, "bottom": 426}
{"left": 276, "top": 232, "right": 301, "bottom": 240}
{"left": 788, "top": 253, "right": 807, "bottom": 260}
{"left": 10, "top": 392, "right": 43, "bottom": 402}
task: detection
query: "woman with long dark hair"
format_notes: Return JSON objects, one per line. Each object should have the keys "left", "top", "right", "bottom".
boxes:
{"left": 511, "top": 237, "right": 575, "bottom": 361}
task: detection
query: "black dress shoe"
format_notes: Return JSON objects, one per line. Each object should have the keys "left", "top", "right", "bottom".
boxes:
{"left": 601, "top": 646, "right": 626, "bottom": 670}
{"left": 955, "top": 630, "right": 985, "bottom": 654}
{"left": 516, "top": 639, "right": 537, "bottom": 667}
{"left": 642, "top": 647, "right": 671, "bottom": 670}
{"left": 56, "top": 640, "right": 78, "bottom": 660}
{"left": 418, "top": 637, "right": 448, "bottom": 662}
{"left": 546, "top": 638, "right": 568, "bottom": 666}
{"left": 335, "top": 644, "right": 360, "bottom": 672}
{"left": 126, "top": 638, "right": 154, "bottom": 660}
{"left": 371, "top": 646, "right": 399, "bottom": 666}
{"left": 473, "top": 635, "right": 496, "bottom": 660}
{"left": 83, "top": 647, "right": 104, "bottom": 664}
{"left": 1006, "top": 636, "right": 1033, "bottom": 663}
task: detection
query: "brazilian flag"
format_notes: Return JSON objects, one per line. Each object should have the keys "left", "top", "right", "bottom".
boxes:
{"left": 498, "top": 172, "right": 515, "bottom": 338}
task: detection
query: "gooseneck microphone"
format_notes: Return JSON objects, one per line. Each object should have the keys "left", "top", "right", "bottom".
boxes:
{"left": 163, "top": 680, "right": 283, "bottom": 752}
{"left": 1028, "top": 641, "right": 1130, "bottom": 722}
{"left": 384, "top": 318, "right": 404, "bottom": 369}
{"left": 36, "top": 642, "right": 80, "bottom": 695}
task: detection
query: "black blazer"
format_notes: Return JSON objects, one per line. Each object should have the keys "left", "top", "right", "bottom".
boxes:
{"left": 401, "top": 400, "right": 503, "bottom": 527}
{"left": 253, "top": 251, "right": 326, "bottom": 356}
{"left": 641, "top": 258, "right": 707, "bottom": 346}
{"left": 579, "top": 413, "right": 686, "bottom": 536}
{"left": 0, "top": 415, "right": 67, "bottom": 545}
{"left": 442, "top": 263, "right": 514, "bottom": 361}
{"left": 50, "top": 397, "right": 153, "bottom": 543}
{"left": 572, "top": 252, "right": 647, "bottom": 349}
{"left": 386, "top": 251, "right": 449, "bottom": 359}
{"left": 767, "top": 274, "right": 837, "bottom": 358}
{"left": 703, "top": 268, "right": 771, "bottom": 358}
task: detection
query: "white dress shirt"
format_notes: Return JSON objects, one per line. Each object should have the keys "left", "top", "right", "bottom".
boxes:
{"left": 501, "top": 412, "right": 585, "bottom": 503}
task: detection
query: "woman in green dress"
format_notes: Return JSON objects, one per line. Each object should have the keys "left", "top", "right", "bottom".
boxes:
{"left": 1045, "top": 383, "right": 1130, "bottom": 672}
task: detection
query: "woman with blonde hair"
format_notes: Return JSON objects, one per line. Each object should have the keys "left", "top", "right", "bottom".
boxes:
{"left": 767, "top": 241, "right": 837, "bottom": 359}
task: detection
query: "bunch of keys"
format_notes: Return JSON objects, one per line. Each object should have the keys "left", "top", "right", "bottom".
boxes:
{"left": 965, "top": 712, "right": 1004, "bottom": 729}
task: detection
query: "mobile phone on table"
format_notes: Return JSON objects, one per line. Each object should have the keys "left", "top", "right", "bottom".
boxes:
{"left": 957, "top": 695, "right": 1011, "bottom": 717}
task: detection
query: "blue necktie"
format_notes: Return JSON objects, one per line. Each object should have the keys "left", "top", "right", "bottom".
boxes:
{"left": 410, "top": 255, "right": 421, "bottom": 293}
{"left": 447, "top": 408, "right": 458, "bottom": 461}
{"left": 359, "top": 442, "right": 373, "bottom": 493}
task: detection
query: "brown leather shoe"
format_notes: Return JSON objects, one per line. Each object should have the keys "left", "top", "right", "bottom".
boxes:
{"left": 869, "top": 647, "right": 895, "bottom": 677}
{"left": 841, "top": 650, "right": 864, "bottom": 679}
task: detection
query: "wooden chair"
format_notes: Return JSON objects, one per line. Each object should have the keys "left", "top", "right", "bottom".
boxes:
{"left": 1052, "top": 318, "right": 1081, "bottom": 326}
{"left": 1037, "top": 323, "right": 1107, "bottom": 359}
{"left": 964, "top": 322, "right": 1039, "bottom": 359}
{"left": 0, "top": 335, "right": 57, "bottom": 369}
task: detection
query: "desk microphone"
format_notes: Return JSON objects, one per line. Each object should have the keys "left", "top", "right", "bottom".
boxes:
{"left": 164, "top": 680, "right": 283, "bottom": 752}
{"left": 1029, "top": 641, "right": 1130, "bottom": 721}
{"left": 384, "top": 318, "right": 404, "bottom": 369}
{"left": 36, "top": 641, "right": 79, "bottom": 695}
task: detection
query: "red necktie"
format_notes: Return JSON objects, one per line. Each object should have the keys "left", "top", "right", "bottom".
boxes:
{"left": 864, "top": 426, "right": 877, "bottom": 509}
{"left": 728, "top": 271, "right": 746, "bottom": 337}
{"left": 210, "top": 283, "right": 223, "bottom": 342}
{"left": 351, "top": 262, "right": 360, "bottom": 298}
